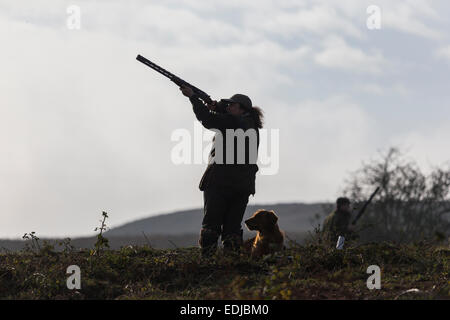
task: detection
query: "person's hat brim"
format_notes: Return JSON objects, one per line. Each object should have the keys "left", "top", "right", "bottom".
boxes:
{"left": 221, "top": 95, "right": 253, "bottom": 110}
{"left": 221, "top": 98, "right": 235, "bottom": 103}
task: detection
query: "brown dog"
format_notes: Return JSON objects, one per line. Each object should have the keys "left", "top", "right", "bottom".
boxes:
{"left": 244, "top": 209, "right": 284, "bottom": 258}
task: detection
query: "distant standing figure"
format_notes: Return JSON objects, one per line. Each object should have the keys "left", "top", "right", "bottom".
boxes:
{"left": 180, "top": 85, "right": 264, "bottom": 257}
{"left": 322, "top": 197, "right": 355, "bottom": 243}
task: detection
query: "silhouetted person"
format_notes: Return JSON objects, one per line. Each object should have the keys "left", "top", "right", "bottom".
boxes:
{"left": 180, "top": 85, "right": 264, "bottom": 257}
{"left": 322, "top": 197, "right": 356, "bottom": 243}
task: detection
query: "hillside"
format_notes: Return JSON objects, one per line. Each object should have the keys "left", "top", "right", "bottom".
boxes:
{"left": 0, "top": 240, "right": 448, "bottom": 300}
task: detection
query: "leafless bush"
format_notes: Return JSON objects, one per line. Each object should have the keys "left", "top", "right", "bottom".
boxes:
{"left": 344, "top": 148, "right": 450, "bottom": 243}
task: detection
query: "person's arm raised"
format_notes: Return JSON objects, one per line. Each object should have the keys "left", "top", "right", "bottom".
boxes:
{"left": 181, "top": 86, "right": 238, "bottom": 130}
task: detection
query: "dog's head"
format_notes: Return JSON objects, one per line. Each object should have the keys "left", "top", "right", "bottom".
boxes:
{"left": 245, "top": 209, "right": 278, "bottom": 232}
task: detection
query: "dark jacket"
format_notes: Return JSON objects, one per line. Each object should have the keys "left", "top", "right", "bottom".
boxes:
{"left": 190, "top": 95, "right": 259, "bottom": 195}
{"left": 322, "top": 209, "right": 352, "bottom": 241}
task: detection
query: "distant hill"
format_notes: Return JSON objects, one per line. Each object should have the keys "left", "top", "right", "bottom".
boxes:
{"left": 0, "top": 202, "right": 330, "bottom": 251}
{"left": 106, "top": 202, "right": 328, "bottom": 237}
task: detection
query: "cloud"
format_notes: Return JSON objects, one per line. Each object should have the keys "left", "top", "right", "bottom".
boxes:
{"left": 253, "top": 95, "right": 375, "bottom": 203}
{"left": 355, "top": 82, "right": 410, "bottom": 96}
{"left": 435, "top": 45, "right": 450, "bottom": 63}
{"left": 378, "top": 1, "right": 443, "bottom": 40}
{"left": 314, "top": 36, "right": 385, "bottom": 74}
{"left": 357, "top": 83, "right": 384, "bottom": 95}
{"left": 390, "top": 125, "right": 450, "bottom": 171}
{"left": 251, "top": 4, "right": 364, "bottom": 40}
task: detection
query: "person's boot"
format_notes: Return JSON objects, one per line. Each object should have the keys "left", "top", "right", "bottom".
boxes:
{"left": 199, "top": 228, "right": 220, "bottom": 258}
{"left": 222, "top": 230, "right": 243, "bottom": 255}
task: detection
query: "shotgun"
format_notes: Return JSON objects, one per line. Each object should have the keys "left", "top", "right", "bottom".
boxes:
{"left": 351, "top": 187, "right": 380, "bottom": 225}
{"left": 136, "top": 54, "right": 215, "bottom": 106}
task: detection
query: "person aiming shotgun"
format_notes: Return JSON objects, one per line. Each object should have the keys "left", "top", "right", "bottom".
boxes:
{"left": 180, "top": 86, "right": 264, "bottom": 257}
{"left": 136, "top": 54, "right": 264, "bottom": 257}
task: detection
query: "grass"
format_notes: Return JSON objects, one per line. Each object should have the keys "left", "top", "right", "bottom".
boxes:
{"left": 0, "top": 238, "right": 448, "bottom": 299}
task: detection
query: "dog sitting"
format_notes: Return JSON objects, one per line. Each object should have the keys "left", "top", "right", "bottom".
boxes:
{"left": 244, "top": 209, "right": 285, "bottom": 258}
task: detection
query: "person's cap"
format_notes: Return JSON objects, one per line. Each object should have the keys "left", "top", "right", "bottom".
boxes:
{"left": 222, "top": 94, "right": 252, "bottom": 110}
{"left": 336, "top": 197, "right": 351, "bottom": 207}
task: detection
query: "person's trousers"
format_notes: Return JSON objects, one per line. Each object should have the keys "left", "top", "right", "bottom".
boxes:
{"left": 199, "top": 187, "right": 250, "bottom": 255}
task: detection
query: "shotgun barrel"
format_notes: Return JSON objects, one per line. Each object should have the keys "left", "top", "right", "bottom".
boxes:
{"left": 136, "top": 54, "right": 214, "bottom": 105}
{"left": 351, "top": 187, "right": 380, "bottom": 225}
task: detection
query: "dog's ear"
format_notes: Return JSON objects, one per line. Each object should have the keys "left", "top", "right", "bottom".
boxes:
{"left": 255, "top": 209, "right": 266, "bottom": 216}
{"left": 267, "top": 211, "right": 278, "bottom": 225}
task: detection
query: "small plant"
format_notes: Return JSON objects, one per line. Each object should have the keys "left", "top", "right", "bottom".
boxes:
{"left": 92, "top": 211, "right": 110, "bottom": 256}
{"left": 303, "top": 224, "right": 327, "bottom": 247}
{"left": 22, "top": 231, "right": 41, "bottom": 253}
{"left": 58, "top": 237, "right": 74, "bottom": 253}
{"left": 39, "top": 240, "right": 56, "bottom": 256}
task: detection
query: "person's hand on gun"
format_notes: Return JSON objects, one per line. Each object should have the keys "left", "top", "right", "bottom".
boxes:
{"left": 180, "top": 85, "right": 216, "bottom": 111}
{"left": 180, "top": 85, "right": 194, "bottom": 98}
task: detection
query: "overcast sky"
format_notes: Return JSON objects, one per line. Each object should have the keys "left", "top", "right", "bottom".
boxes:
{"left": 1, "top": 0, "right": 450, "bottom": 238}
